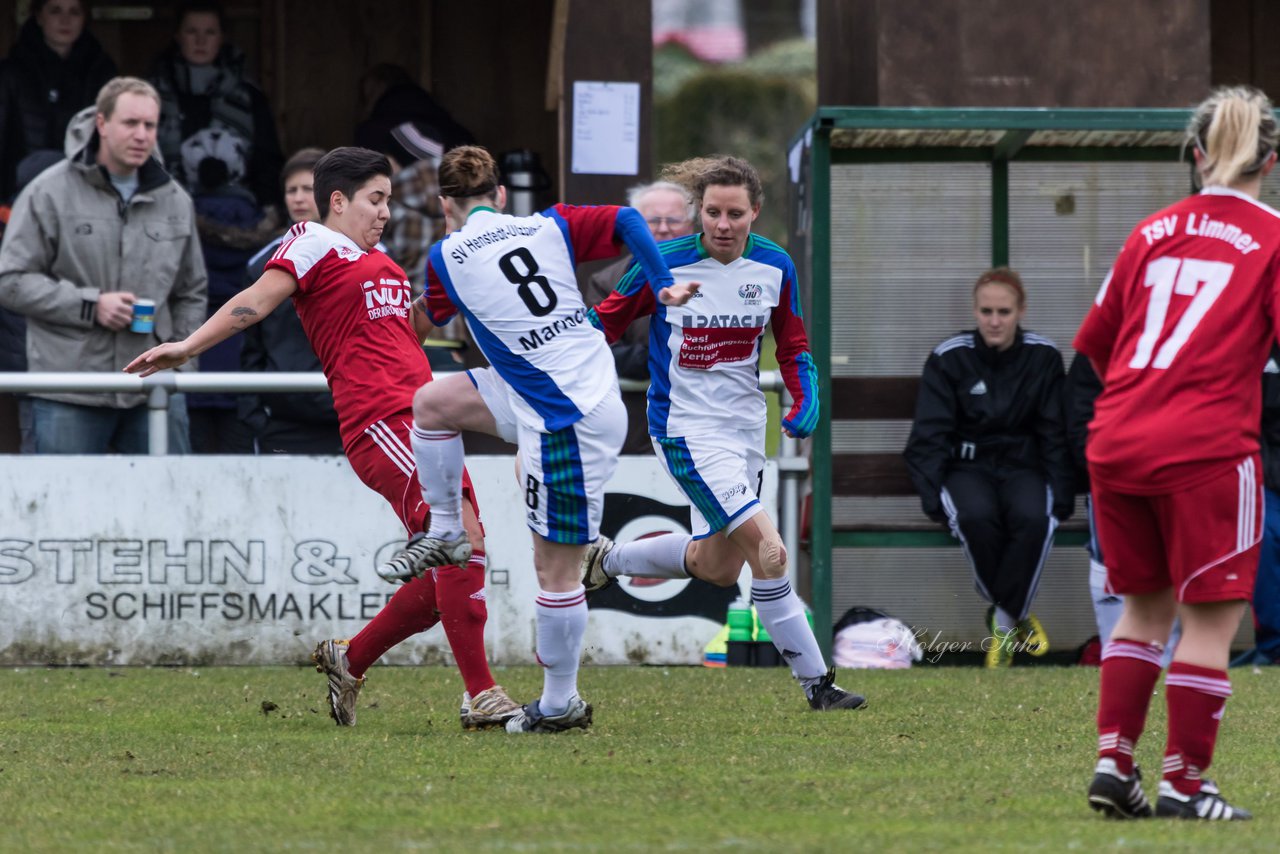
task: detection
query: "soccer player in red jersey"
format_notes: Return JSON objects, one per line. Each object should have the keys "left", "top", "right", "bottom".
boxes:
{"left": 1075, "top": 87, "right": 1280, "bottom": 821}
{"left": 125, "top": 147, "right": 520, "bottom": 730}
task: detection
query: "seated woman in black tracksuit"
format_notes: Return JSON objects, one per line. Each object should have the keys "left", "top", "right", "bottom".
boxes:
{"left": 903, "top": 267, "right": 1074, "bottom": 667}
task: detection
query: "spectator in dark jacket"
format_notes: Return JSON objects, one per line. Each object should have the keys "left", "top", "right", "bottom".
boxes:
{"left": 182, "top": 126, "right": 265, "bottom": 453}
{"left": 1064, "top": 353, "right": 1123, "bottom": 644}
{"left": 354, "top": 65, "right": 473, "bottom": 300}
{"left": 0, "top": 0, "right": 116, "bottom": 201}
{"left": 1233, "top": 345, "right": 1280, "bottom": 665}
{"left": 149, "top": 2, "right": 283, "bottom": 209}
{"left": 904, "top": 267, "right": 1072, "bottom": 667}
{"left": 0, "top": 150, "right": 66, "bottom": 453}
{"left": 357, "top": 64, "right": 475, "bottom": 153}
{"left": 238, "top": 147, "right": 342, "bottom": 455}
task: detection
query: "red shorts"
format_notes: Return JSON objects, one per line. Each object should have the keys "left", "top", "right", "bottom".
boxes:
{"left": 344, "top": 410, "right": 480, "bottom": 537}
{"left": 1091, "top": 455, "right": 1261, "bottom": 603}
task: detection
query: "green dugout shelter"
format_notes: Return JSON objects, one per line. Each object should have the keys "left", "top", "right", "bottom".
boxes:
{"left": 788, "top": 107, "right": 1267, "bottom": 659}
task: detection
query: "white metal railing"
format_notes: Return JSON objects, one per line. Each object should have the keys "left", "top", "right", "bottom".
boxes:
{"left": 0, "top": 370, "right": 807, "bottom": 576}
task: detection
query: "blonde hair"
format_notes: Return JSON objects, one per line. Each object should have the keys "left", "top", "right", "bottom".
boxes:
{"left": 1187, "top": 86, "right": 1279, "bottom": 187}
{"left": 95, "top": 76, "right": 160, "bottom": 120}
{"left": 660, "top": 155, "right": 763, "bottom": 207}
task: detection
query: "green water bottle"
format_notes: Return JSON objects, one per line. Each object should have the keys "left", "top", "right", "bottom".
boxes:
{"left": 726, "top": 598, "right": 753, "bottom": 642}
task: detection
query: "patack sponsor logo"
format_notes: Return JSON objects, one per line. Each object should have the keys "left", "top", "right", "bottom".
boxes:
{"left": 680, "top": 313, "right": 766, "bottom": 329}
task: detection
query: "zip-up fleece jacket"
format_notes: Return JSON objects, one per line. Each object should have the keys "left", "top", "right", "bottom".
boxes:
{"left": 0, "top": 106, "right": 207, "bottom": 409}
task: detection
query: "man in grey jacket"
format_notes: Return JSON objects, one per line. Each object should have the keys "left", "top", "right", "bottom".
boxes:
{"left": 0, "top": 76, "right": 207, "bottom": 453}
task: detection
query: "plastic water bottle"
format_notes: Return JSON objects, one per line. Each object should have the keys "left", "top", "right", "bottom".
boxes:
{"left": 726, "top": 598, "right": 753, "bottom": 643}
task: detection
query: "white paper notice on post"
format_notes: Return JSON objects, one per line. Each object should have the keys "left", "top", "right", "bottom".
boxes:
{"left": 572, "top": 81, "right": 640, "bottom": 175}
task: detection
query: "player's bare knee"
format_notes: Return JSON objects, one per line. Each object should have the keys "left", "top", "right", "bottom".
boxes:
{"left": 411, "top": 385, "right": 436, "bottom": 426}
{"left": 686, "top": 550, "right": 741, "bottom": 587}
{"left": 756, "top": 536, "right": 787, "bottom": 580}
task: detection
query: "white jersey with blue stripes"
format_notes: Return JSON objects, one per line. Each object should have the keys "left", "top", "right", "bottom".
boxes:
{"left": 647, "top": 241, "right": 784, "bottom": 437}
{"left": 428, "top": 207, "right": 616, "bottom": 432}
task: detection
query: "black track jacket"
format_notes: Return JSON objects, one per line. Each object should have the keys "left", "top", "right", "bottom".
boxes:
{"left": 904, "top": 328, "right": 1074, "bottom": 521}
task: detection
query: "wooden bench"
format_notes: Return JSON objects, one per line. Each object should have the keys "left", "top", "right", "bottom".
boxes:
{"left": 814, "top": 376, "right": 1088, "bottom": 549}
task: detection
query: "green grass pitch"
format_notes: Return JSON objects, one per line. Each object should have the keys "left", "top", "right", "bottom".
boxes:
{"left": 2, "top": 664, "right": 1278, "bottom": 851}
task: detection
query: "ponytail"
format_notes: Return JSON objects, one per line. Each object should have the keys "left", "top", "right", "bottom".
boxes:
{"left": 1187, "top": 86, "right": 1278, "bottom": 187}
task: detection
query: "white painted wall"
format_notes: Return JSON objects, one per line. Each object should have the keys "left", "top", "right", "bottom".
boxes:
{"left": 0, "top": 456, "right": 774, "bottom": 666}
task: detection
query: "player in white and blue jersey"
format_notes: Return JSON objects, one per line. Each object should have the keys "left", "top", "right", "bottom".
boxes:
{"left": 587, "top": 155, "right": 865, "bottom": 712}
{"left": 403, "top": 146, "right": 699, "bottom": 733}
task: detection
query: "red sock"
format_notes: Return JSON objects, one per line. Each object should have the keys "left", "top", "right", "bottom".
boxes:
{"left": 1163, "top": 661, "right": 1231, "bottom": 796}
{"left": 345, "top": 573, "right": 440, "bottom": 677}
{"left": 435, "top": 552, "right": 495, "bottom": 697}
{"left": 1097, "top": 638, "right": 1165, "bottom": 775}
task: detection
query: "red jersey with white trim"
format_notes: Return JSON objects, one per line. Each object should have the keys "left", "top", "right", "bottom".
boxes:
{"left": 1073, "top": 186, "right": 1280, "bottom": 493}
{"left": 265, "top": 221, "right": 430, "bottom": 442}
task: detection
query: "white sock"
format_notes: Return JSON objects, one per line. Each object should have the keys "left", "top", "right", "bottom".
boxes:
{"left": 535, "top": 586, "right": 588, "bottom": 715}
{"left": 751, "top": 576, "right": 827, "bottom": 682}
{"left": 603, "top": 533, "right": 691, "bottom": 580}
{"left": 994, "top": 607, "right": 1017, "bottom": 634}
{"left": 410, "top": 426, "right": 464, "bottom": 539}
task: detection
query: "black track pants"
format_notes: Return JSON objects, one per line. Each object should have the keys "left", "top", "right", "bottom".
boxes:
{"left": 940, "top": 466, "right": 1056, "bottom": 621}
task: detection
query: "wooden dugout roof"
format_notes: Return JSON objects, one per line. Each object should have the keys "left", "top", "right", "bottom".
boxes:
{"left": 805, "top": 106, "right": 1195, "bottom": 158}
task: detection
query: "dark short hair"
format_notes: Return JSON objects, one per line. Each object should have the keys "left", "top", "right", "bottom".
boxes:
{"left": 281, "top": 147, "right": 325, "bottom": 187}
{"left": 175, "top": 1, "right": 226, "bottom": 31}
{"left": 31, "top": 0, "right": 89, "bottom": 19}
{"left": 312, "top": 147, "right": 391, "bottom": 219}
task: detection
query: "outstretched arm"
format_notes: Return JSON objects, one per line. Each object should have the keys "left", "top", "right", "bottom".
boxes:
{"left": 124, "top": 269, "right": 297, "bottom": 376}
{"left": 588, "top": 260, "right": 700, "bottom": 345}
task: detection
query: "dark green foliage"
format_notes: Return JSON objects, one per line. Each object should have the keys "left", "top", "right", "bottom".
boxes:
{"left": 655, "top": 55, "right": 815, "bottom": 245}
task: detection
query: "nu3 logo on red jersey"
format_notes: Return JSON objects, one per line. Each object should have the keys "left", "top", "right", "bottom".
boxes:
{"left": 362, "top": 278, "right": 412, "bottom": 320}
